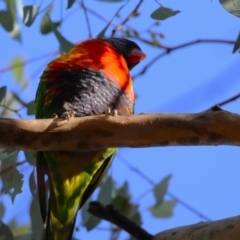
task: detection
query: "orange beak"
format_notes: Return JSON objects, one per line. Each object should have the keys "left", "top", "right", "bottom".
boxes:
{"left": 127, "top": 48, "right": 146, "bottom": 64}
{"left": 131, "top": 48, "right": 146, "bottom": 61}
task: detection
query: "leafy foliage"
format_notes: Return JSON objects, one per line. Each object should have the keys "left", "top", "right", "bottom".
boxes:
{"left": 23, "top": 5, "right": 38, "bottom": 27}
{"left": 219, "top": 0, "right": 240, "bottom": 17}
{"left": 10, "top": 56, "right": 26, "bottom": 85}
{"left": 0, "top": 0, "right": 236, "bottom": 239}
{"left": 151, "top": 6, "right": 180, "bottom": 20}
{"left": 0, "top": 151, "right": 23, "bottom": 202}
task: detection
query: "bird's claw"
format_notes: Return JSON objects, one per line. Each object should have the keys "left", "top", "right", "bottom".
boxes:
{"left": 52, "top": 113, "right": 58, "bottom": 118}
{"left": 105, "top": 108, "right": 118, "bottom": 116}
{"left": 112, "top": 109, "right": 118, "bottom": 116}
{"left": 105, "top": 108, "right": 111, "bottom": 115}
{"left": 60, "top": 110, "right": 76, "bottom": 121}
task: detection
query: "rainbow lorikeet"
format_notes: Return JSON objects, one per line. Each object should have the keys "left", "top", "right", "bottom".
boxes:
{"left": 35, "top": 38, "right": 146, "bottom": 240}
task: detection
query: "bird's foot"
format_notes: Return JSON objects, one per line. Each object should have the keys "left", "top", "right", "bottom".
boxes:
{"left": 105, "top": 108, "right": 111, "bottom": 115}
{"left": 105, "top": 108, "right": 118, "bottom": 116}
{"left": 52, "top": 113, "right": 58, "bottom": 118}
{"left": 60, "top": 110, "right": 76, "bottom": 121}
{"left": 112, "top": 109, "right": 118, "bottom": 116}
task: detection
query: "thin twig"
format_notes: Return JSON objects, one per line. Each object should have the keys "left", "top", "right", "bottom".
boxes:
{"left": 0, "top": 51, "right": 58, "bottom": 74}
{"left": 111, "top": 0, "right": 143, "bottom": 37}
{"left": 78, "top": 1, "right": 117, "bottom": 27}
{"left": 206, "top": 92, "right": 240, "bottom": 112}
{"left": 88, "top": 201, "right": 153, "bottom": 240}
{"left": 80, "top": 0, "right": 92, "bottom": 39}
{"left": 0, "top": 160, "right": 26, "bottom": 175}
{"left": 118, "top": 154, "right": 212, "bottom": 221}
{"left": 0, "top": 104, "right": 23, "bottom": 118}
{"left": 133, "top": 39, "right": 235, "bottom": 78}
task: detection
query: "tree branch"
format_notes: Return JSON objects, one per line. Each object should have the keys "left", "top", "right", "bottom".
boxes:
{"left": 88, "top": 201, "right": 153, "bottom": 240}
{"left": 0, "top": 110, "right": 240, "bottom": 151}
{"left": 88, "top": 202, "right": 240, "bottom": 240}
{"left": 153, "top": 215, "right": 240, "bottom": 240}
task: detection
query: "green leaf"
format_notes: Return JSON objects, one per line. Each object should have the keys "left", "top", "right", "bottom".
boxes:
{"left": 111, "top": 182, "right": 141, "bottom": 224}
{"left": 0, "top": 86, "right": 7, "bottom": 103}
{"left": 10, "top": 21, "right": 21, "bottom": 41}
{"left": 219, "top": 0, "right": 240, "bottom": 17}
{"left": 151, "top": 6, "right": 180, "bottom": 20}
{"left": 40, "top": 4, "right": 61, "bottom": 34}
{"left": 47, "top": 15, "right": 74, "bottom": 53}
{"left": 30, "top": 195, "right": 44, "bottom": 239}
{"left": 1, "top": 150, "right": 18, "bottom": 168}
{"left": 129, "top": 205, "right": 141, "bottom": 224}
{"left": 26, "top": 100, "right": 35, "bottom": 115}
{"left": 67, "top": 0, "right": 75, "bottom": 9}
{"left": 82, "top": 198, "right": 101, "bottom": 231}
{"left": 2, "top": 167, "right": 23, "bottom": 203}
{"left": 14, "top": 224, "right": 31, "bottom": 238}
{"left": 97, "top": 1, "right": 128, "bottom": 38}
{"left": 0, "top": 10, "right": 14, "bottom": 32}
{"left": 29, "top": 169, "right": 36, "bottom": 198}
{"left": 0, "top": 221, "right": 14, "bottom": 240}
{"left": 23, "top": 5, "right": 39, "bottom": 26}
{"left": 8, "top": 0, "right": 21, "bottom": 41}
{"left": 0, "top": 202, "right": 5, "bottom": 220}
{"left": 41, "top": 20, "right": 61, "bottom": 35}
{"left": 2, "top": 149, "right": 17, "bottom": 155}
{"left": 98, "top": 176, "right": 115, "bottom": 204}
{"left": 0, "top": 150, "right": 23, "bottom": 202}
{"left": 24, "top": 151, "right": 35, "bottom": 166}
{"left": 153, "top": 175, "right": 171, "bottom": 206}
{"left": 232, "top": 31, "right": 240, "bottom": 53}
{"left": 10, "top": 56, "right": 26, "bottom": 85}
{"left": 0, "top": 0, "right": 21, "bottom": 41}
{"left": 150, "top": 200, "right": 176, "bottom": 218}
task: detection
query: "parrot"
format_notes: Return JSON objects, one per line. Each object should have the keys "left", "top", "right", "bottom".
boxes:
{"left": 35, "top": 38, "right": 146, "bottom": 240}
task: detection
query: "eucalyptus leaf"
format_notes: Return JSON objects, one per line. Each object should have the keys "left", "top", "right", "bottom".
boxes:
{"left": 13, "top": 224, "right": 31, "bottom": 238}
{"left": 0, "top": 10, "right": 14, "bottom": 32}
{"left": 0, "top": 202, "right": 5, "bottom": 220}
{"left": 82, "top": 198, "right": 101, "bottom": 231}
{"left": 30, "top": 195, "right": 44, "bottom": 239}
{"left": 10, "top": 56, "right": 26, "bottom": 85}
{"left": 40, "top": 4, "right": 61, "bottom": 35}
{"left": 47, "top": 15, "right": 74, "bottom": 53}
{"left": 111, "top": 182, "right": 141, "bottom": 223}
{"left": 98, "top": 176, "right": 115, "bottom": 204}
{"left": 24, "top": 151, "right": 35, "bottom": 166}
{"left": 2, "top": 149, "right": 17, "bottom": 155}
{"left": 26, "top": 100, "right": 35, "bottom": 115}
{"left": 7, "top": 0, "right": 21, "bottom": 41}
{"left": 97, "top": 1, "right": 128, "bottom": 38}
{"left": 151, "top": 6, "right": 180, "bottom": 20}
{"left": 150, "top": 200, "right": 176, "bottom": 218}
{"left": 232, "top": 31, "right": 240, "bottom": 53}
{"left": 0, "top": 221, "right": 14, "bottom": 240}
{"left": 67, "top": 0, "right": 75, "bottom": 9}
{"left": 10, "top": 21, "right": 21, "bottom": 41}
{"left": 153, "top": 175, "right": 171, "bottom": 207}
{"left": 219, "top": 0, "right": 240, "bottom": 17}
{"left": 0, "top": 151, "right": 23, "bottom": 202}
{"left": 23, "top": 5, "right": 39, "bottom": 26}
{"left": 0, "top": 86, "right": 7, "bottom": 103}
{"left": 28, "top": 169, "right": 36, "bottom": 198}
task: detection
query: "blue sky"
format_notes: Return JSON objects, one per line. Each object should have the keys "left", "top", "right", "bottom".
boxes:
{"left": 1, "top": 0, "right": 240, "bottom": 239}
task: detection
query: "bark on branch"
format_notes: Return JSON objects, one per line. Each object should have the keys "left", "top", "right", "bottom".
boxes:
{"left": 153, "top": 215, "right": 240, "bottom": 240}
{"left": 0, "top": 110, "right": 240, "bottom": 152}
{"left": 88, "top": 201, "right": 240, "bottom": 240}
